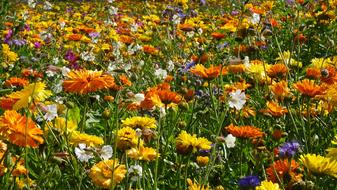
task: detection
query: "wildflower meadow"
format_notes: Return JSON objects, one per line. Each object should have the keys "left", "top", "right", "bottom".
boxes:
{"left": 1, "top": 0, "right": 337, "bottom": 189}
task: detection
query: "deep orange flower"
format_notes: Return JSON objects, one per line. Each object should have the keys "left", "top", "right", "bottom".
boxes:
{"left": 293, "top": 79, "right": 326, "bottom": 97}
{"left": 260, "top": 101, "right": 288, "bottom": 117}
{"left": 179, "top": 23, "right": 194, "bottom": 32}
{"left": 306, "top": 67, "right": 321, "bottom": 79}
{"left": 21, "top": 68, "right": 43, "bottom": 78}
{"left": 119, "top": 35, "right": 134, "bottom": 45}
{"left": 225, "top": 124, "right": 264, "bottom": 138}
{"left": 63, "top": 69, "right": 116, "bottom": 94}
{"left": 227, "top": 64, "right": 245, "bottom": 74}
{"left": 192, "top": 54, "right": 209, "bottom": 64}
{"left": 211, "top": 32, "right": 225, "bottom": 39}
{"left": 266, "top": 159, "right": 300, "bottom": 183}
{"left": 119, "top": 74, "right": 132, "bottom": 86}
{"left": 190, "top": 64, "right": 227, "bottom": 80}
{"left": 267, "top": 64, "right": 288, "bottom": 78}
{"left": 4, "top": 77, "right": 29, "bottom": 87}
{"left": 66, "top": 34, "right": 83, "bottom": 41}
{"left": 156, "top": 89, "right": 182, "bottom": 106}
{"left": 0, "top": 97, "right": 17, "bottom": 110}
{"left": 270, "top": 80, "right": 290, "bottom": 100}
{"left": 143, "top": 45, "right": 159, "bottom": 55}
{"left": 0, "top": 110, "right": 44, "bottom": 148}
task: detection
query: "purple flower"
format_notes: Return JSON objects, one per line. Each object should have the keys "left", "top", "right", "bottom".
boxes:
{"left": 65, "top": 49, "right": 78, "bottom": 64}
{"left": 238, "top": 175, "right": 260, "bottom": 189}
{"left": 34, "top": 42, "right": 42, "bottom": 49}
{"left": 279, "top": 141, "right": 300, "bottom": 158}
{"left": 89, "top": 32, "right": 100, "bottom": 38}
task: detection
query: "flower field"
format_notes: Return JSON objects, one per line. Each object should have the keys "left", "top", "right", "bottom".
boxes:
{"left": 1, "top": 0, "right": 337, "bottom": 189}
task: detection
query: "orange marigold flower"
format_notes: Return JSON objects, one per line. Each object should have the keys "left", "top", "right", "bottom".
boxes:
{"left": 179, "top": 23, "right": 194, "bottom": 32}
{"left": 270, "top": 80, "right": 290, "bottom": 100}
{"left": 293, "top": 79, "right": 326, "bottom": 97}
{"left": 143, "top": 45, "right": 159, "bottom": 55}
{"left": 211, "top": 32, "right": 225, "bottom": 39}
{"left": 306, "top": 67, "right": 321, "bottom": 79}
{"left": 66, "top": 33, "right": 83, "bottom": 41}
{"left": 0, "top": 97, "right": 17, "bottom": 110}
{"left": 63, "top": 69, "right": 116, "bottom": 94}
{"left": 227, "top": 64, "right": 245, "bottom": 74}
{"left": 225, "top": 124, "right": 264, "bottom": 138}
{"left": 266, "top": 159, "right": 300, "bottom": 183}
{"left": 0, "top": 110, "right": 44, "bottom": 148}
{"left": 119, "top": 74, "right": 132, "bottom": 86}
{"left": 190, "top": 64, "right": 227, "bottom": 80}
{"left": 4, "top": 77, "right": 29, "bottom": 87}
{"left": 156, "top": 89, "right": 182, "bottom": 106}
{"left": 119, "top": 35, "right": 133, "bottom": 45}
{"left": 267, "top": 64, "right": 288, "bottom": 78}
{"left": 260, "top": 101, "right": 288, "bottom": 117}
{"left": 192, "top": 54, "right": 209, "bottom": 64}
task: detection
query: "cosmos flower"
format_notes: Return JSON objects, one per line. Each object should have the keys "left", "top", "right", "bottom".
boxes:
{"left": 63, "top": 69, "right": 116, "bottom": 94}
{"left": 89, "top": 159, "right": 127, "bottom": 189}
{"left": 0, "top": 110, "right": 44, "bottom": 148}
{"left": 228, "top": 89, "right": 246, "bottom": 110}
{"left": 7, "top": 82, "right": 52, "bottom": 110}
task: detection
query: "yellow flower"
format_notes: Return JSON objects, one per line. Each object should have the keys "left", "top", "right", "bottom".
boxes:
{"left": 276, "top": 51, "right": 302, "bottom": 68}
{"left": 300, "top": 154, "right": 337, "bottom": 178}
{"left": 46, "top": 117, "right": 77, "bottom": 134}
{"left": 176, "top": 131, "right": 212, "bottom": 154}
{"left": 127, "top": 146, "right": 159, "bottom": 161}
{"left": 187, "top": 178, "right": 209, "bottom": 190}
{"left": 196, "top": 156, "right": 209, "bottom": 167}
{"left": 246, "top": 60, "right": 271, "bottom": 82}
{"left": 256, "top": 180, "right": 280, "bottom": 190}
{"left": 2, "top": 44, "right": 18, "bottom": 65}
{"left": 121, "top": 116, "right": 156, "bottom": 129}
{"left": 69, "top": 131, "right": 104, "bottom": 147}
{"left": 7, "top": 82, "right": 52, "bottom": 110}
{"left": 117, "top": 127, "right": 142, "bottom": 150}
{"left": 89, "top": 159, "right": 127, "bottom": 189}
{"left": 310, "top": 57, "right": 331, "bottom": 69}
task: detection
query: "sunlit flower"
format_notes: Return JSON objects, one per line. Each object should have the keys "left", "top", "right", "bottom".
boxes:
{"left": 117, "top": 127, "right": 141, "bottom": 150}
{"left": 47, "top": 117, "right": 77, "bottom": 134}
{"left": 225, "top": 124, "right": 264, "bottom": 138}
{"left": 267, "top": 63, "right": 288, "bottom": 78}
{"left": 190, "top": 64, "right": 227, "bottom": 80}
{"left": 276, "top": 51, "right": 302, "bottom": 68}
{"left": 0, "top": 110, "right": 44, "bottom": 148}
{"left": 228, "top": 89, "right": 246, "bottom": 110}
{"left": 4, "top": 77, "right": 29, "bottom": 87}
{"left": 266, "top": 159, "right": 300, "bottom": 183}
{"left": 260, "top": 101, "right": 288, "bottom": 117}
{"left": 7, "top": 82, "right": 52, "bottom": 110}
{"left": 300, "top": 154, "right": 337, "bottom": 178}
{"left": 187, "top": 178, "right": 209, "bottom": 190}
{"left": 196, "top": 156, "right": 209, "bottom": 167}
{"left": 175, "top": 130, "right": 212, "bottom": 154}
{"left": 293, "top": 79, "right": 326, "bottom": 97}
{"left": 63, "top": 69, "right": 116, "bottom": 94}
{"left": 89, "top": 159, "right": 127, "bottom": 189}
{"left": 127, "top": 146, "right": 159, "bottom": 161}
{"left": 69, "top": 131, "right": 104, "bottom": 147}
{"left": 121, "top": 116, "right": 156, "bottom": 129}
{"left": 75, "top": 143, "right": 94, "bottom": 162}
{"left": 270, "top": 80, "right": 290, "bottom": 100}
{"left": 256, "top": 180, "right": 280, "bottom": 190}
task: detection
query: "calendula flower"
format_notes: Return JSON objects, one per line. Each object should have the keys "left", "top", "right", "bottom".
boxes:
{"left": 117, "top": 127, "right": 141, "bottom": 150}
{"left": 89, "top": 159, "right": 127, "bottom": 189}
{"left": 276, "top": 51, "right": 302, "bottom": 68}
{"left": 69, "top": 131, "right": 104, "bottom": 147}
{"left": 121, "top": 116, "right": 157, "bottom": 129}
{"left": 127, "top": 146, "right": 159, "bottom": 161}
{"left": 225, "top": 124, "right": 264, "bottom": 138}
{"left": 260, "top": 101, "right": 288, "bottom": 117}
{"left": 300, "top": 154, "right": 337, "bottom": 178}
{"left": 196, "top": 156, "right": 209, "bottom": 167}
{"left": 176, "top": 130, "right": 212, "bottom": 154}
{"left": 228, "top": 89, "right": 246, "bottom": 110}
{"left": 190, "top": 64, "right": 226, "bottom": 80}
{"left": 187, "top": 178, "right": 209, "bottom": 190}
{"left": 2, "top": 44, "right": 18, "bottom": 66}
{"left": 267, "top": 63, "right": 288, "bottom": 78}
{"left": 63, "top": 69, "right": 116, "bottom": 94}
{"left": 270, "top": 80, "right": 290, "bottom": 100}
{"left": 47, "top": 117, "right": 77, "bottom": 134}
{"left": 0, "top": 110, "right": 44, "bottom": 148}
{"left": 7, "top": 82, "right": 52, "bottom": 110}
{"left": 266, "top": 159, "right": 300, "bottom": 183}
{"left": 293, "top": 79, "right": 326, "bottom": 97}
{"left": 4, "top": 77, "right": 29, "bottom": 87}
{"left": 256, "top": 180, "right": 280, "bottom": 190}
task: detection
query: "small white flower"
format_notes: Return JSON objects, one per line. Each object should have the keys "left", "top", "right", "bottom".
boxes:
{"left": 167, "top": 60, "right": 175, "bottom": 72}
{"left": 75, "top": 143, "right": 94, "bottom": 162}
{"left": 43, "top": 104, "right": 58, "bottom": 121}
{"left": 43, "top": 1, "right": 53, "bottom": 10}
{"left": 128, "top": 165, "right": 143, "bottom": 182}
{"left": 250, "top": 13, "right": 260, "bottom": 25}
{"left": 224, "top": 134, "right": 236, "bottom": 148}
{"left": 99, "top": 145, "right": 113, "bottom": 160}
{"left": 61, "top": 66, "right": 70, "bottom": 77}
{"left": 108, "top": 6, "right": 118, "bottom": 15}
{"left": 228, "top": 90, "right": 246, "bottom": 110}
{"left": 154, "top": 68, "right": 167, "bottom": 80}
{"left": 172, "top": 14, "right": 181, "bottom": 25}
{"left": 132, "top": 93, "right": 145, "bottom": 104}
